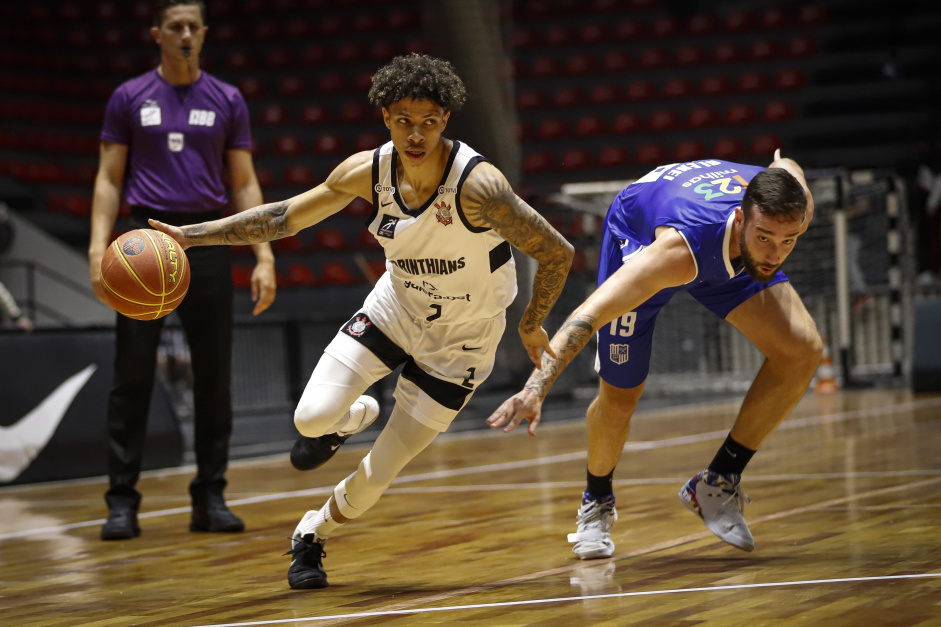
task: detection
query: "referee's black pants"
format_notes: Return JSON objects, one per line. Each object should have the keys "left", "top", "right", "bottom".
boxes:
{"left": 105, "top": 207, "right": 234, "bottom": 511}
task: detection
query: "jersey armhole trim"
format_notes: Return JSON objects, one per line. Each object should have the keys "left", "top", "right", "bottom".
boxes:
{"left": 722, "top": 210, "right": 736, "bottom": 279}
{"left": 675, "top": 230, "right": 699, "bottom": 284}
{"left": 455, "top": 156, "right": 491, "bottom": 233}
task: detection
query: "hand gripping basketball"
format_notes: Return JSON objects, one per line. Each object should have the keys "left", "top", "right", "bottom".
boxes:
{"left": 99, "top": 228, "right": 191, "bottom": 320}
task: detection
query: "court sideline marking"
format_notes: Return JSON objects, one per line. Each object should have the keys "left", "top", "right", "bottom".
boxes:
{"left": 1, "top": 396, "right": 939, "bottom": 542}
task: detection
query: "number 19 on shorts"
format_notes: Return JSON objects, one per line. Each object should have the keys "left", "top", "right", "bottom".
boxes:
{"left": 608, "top": 312, "right": 636, "bottom": 337}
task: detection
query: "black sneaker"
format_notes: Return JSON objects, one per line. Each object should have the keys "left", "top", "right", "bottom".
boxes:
{"left": 290, "top": 433, "right": 348, "bottom": 471}
{"left": 286, "top": 534, "right": 329, "bottom": 589}
{"left": 101, "top": 506, "right": 140, "bottom": 540}
{"left": 290, "top": 395, "right": 380, "bottom": 471}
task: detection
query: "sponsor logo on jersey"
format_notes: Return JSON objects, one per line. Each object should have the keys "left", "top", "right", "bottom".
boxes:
{"left": 140, "top": 99, "right": 161, "bottom": 126}
{"left": 167, "top": 132, "right": 184, "bottom": 152}
{"left": 392, "top": 256, "right": 465, "bottom": 276}
{"left": 434, "top": 201, "right": 453, "bottom": 226}
{"left": 377, "top": 214, "right": 399, "bottom": 239}
{"left": 374, "top": 183, "right": 396, "bottom": 194}
{"left": 609, "top": 344, "right": 630, "bottom": 365}
{"left": 403, "top": 280, "right": 471, "bottom": 302}
{"left": 345, "top": 314, "right": 372, "bottom": 337}
{"left": 437, "top": 185, "right": 458, "bottom": 195}
{"left": 662, "top": 160, "right": 723, "bottom": 182}
{"left": 188, "top": 109, "right": 217, "bottom": 126}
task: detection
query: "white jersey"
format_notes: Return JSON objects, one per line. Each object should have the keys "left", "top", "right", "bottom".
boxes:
{"left": 365, "top": 140, "right": 517, "bottom": 325}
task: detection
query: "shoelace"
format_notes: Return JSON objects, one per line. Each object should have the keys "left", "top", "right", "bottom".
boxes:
{"left": 284, "top": 536, "right": 327, "bottom": 562}
{"left": 577, "top": 499, "right": 615, "bottom": 530}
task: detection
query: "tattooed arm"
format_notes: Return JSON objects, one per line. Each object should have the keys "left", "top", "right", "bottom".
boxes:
{"left": 461, "top": 162, "right": 575, "bottom": 367}
{"left": 148, "top": 152, "right": 374, "bottom": 250}
{"left": 486, "top": 228, "right": 696, "bottom": 436}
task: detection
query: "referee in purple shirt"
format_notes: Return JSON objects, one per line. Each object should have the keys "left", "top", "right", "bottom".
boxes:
{"left": 88, "top": 0, "right": 276, "bottom": 540}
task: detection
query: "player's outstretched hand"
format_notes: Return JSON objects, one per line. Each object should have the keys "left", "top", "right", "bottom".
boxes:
{"left": 519, "top": 325, "right": 556, "bottom": 368}
{"left": 486, "top": 389, "right": 543, "bottom": 437}
{"left": 250, "top": 261, "right": 277, "bottom": 316}
{"left": 147, "top": 219, "right": 190, "bottom": 250}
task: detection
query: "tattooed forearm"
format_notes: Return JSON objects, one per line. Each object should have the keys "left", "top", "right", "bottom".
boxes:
{"left": 524, "top": 313, "right": 597, "bottom": 399}
{"left": 463, "top": 168, "right": 574, "bottom": 331}
{"left": 183, "top": 201, "right": 292, "bottom": 246}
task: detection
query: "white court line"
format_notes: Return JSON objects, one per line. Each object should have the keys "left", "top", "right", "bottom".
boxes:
{"left": 185, "top": 572, "right": 941, "bottom": 627}
{"left": 2, "top": 396, "right": 939, "bottom": 542}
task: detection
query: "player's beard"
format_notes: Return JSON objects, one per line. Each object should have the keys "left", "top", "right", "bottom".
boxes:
{"left": 739, "top": 238, "right": 781, "bottom": 283}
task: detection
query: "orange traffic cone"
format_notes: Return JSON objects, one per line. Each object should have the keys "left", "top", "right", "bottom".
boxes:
{"left": 814, "top": 341, "right": 839, "bottom": 393}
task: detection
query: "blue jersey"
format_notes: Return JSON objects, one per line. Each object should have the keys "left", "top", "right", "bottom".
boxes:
{"left": 602, "top": 159, "right": 767, "bottom": 287}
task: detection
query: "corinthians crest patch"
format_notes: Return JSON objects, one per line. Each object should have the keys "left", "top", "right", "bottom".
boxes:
{"left": 344, "top": 314, "right": 372, "bottom": 338}
{"left": 434, "top": 201, "right": 453, "bottom": 226}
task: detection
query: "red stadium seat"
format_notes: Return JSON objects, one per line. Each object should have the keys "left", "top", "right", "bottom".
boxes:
{"left": 651, "top": 17, "right": 680, "bottom": 38}
{"left": 625, "top": 81, "right": 655, "bottom": 102}
{"left": 287, "top": 263, "right": 318, "bottom": 287}
{"left": 738, "top": 71, "right": 767, "bottom": 93}
{"left": 274, "top": 135, "right": 303, "bottom": 155}
{"left": 300, "top": 105, "right": 330, "bottom": 125}
{"left": 258, "top": 105, "right": 287, "bottom": 125}
{"left": 335, "top": 42, "right": 364, "bottom": 63}
{"left": 339, "top": 103, "right": 370, "bottom": 123}
{"left": 523, "top": 151, "right": 554, "bottom": 173}
{"left": 544, "top": 26, "right": 574, "bottom": 46}
{"left": 355, "top": 132, "right": 385, "bottom": 151}
{"left": 319, "top": 74, "right": 347, "bottom": 94}
{"left": 712, "top": 137, "right": 743, "bottom": 159}
{"left": 611, "top": 112, "right": 642, "bottom": 134}
{"left": 798, "top": 5, "right": 826, "bottom": 26}
{"left": 598, "top": 146, "right": 629, "bottom": 168}
{"left": 538, "top": 118, "right": 568, "bottom": 140}
{"left": 751, "top": 134, "right": 781, "bottom": 156}
{"left": 687, "top": 106, "right": 718, "bottom": 129}
{"left": 614, "top": 19, "right": 643, "bottom": 40}
{"left": 688, "top": 13, "right": 717, "bottom": 36}
{"left": 314, "top": 228, "right": 346, "bottom": 250}
{"left": 370, "top": 40, "right": 401, "bottom": 61}
{"left": 574, "top": 115, "right": 606, "bottom": 137}
{"left": 517, "top": 90, "right": 547, "bottom": 110}
{"left": 761, "top": 7, "right": 789, "bottom": 29}
{"left": 553, "top": 87, "right": 582, "bottom": 107}
{"left": 602, "top": 51, "right": 631, "bottom": 74}
{"left": 713, "top": 42, "right": 742, "bottom": 64}
{"left": 662, "top": 78, "right": 692, "bottom": 99}
{"left": 283, "top": 165, "right": 316, "bottom": 187}
{"left": 358, "top": 228, "right": 382, "bottom": 249}
{"left": 345, "top": 198, "right": 373, "bottom": 218}
{"left": 649, "top": 109, "right": 679, "bottom": 131}
{"left": 673, "top": 140, "right": 704, "bottom": 162}
{"left": 232, "top": 265, "right": 252, "bottom": 288}
{"left": 786, "top": 36, "right": 817, "bottom": 57}
{"left": 273, "top": 236, "right": 304, "bottom": 253}
{"left": 300, "top": 44, "right": 328, "bottom": 66}
{"left": 321, "top": 261, "right": 359, "bottom": 285}
{"left": 266, "top": 49, "right": 294, "bottom": 68}
{"left": 637, "top": 48, "right": 668, "bottom": 69}
{"left": 567, "top": 54, "right": 597, "bottom": 75}
{"left": 725, "top": 10, "right": 752, "bottom": 32}
{"left": 775, "top": 69, "right": 806, "bottom": 90}
{"left": 278, "top": 77, "right": 306, "bottom": 96}
{"left": 589, "top": 84, "right": 620, "bottom": 104}
{"left": 725, "top": 104, "right": 756, "bottom": 125}
{"left": 675, "top": 45, "right": 705, "bottom": 66}
{"left": 560, "top": 149, "right": 592, "bottom": 171}
{"left": 255, "top": 21, "right": 279, "bottom": 41}
{"left": 750, "top": 40, "right": 779, "bottom": 61}
{"left": 700, "top": 75, "right": 730, "bottom": 96}
{"left": 579, "top": 23, "right": 608, "bottom": 44}
{"left": 313, "top": 134, "right": 343, "bottom": 154}
{"left": 530, "top": 57, "right": 562, "bottom": 77}
{"left": 226, "top": 50, "right": 252, "bottom": 71}
{"left": 513, "top": 29, "right": 537, "bottom": 49}
{"left": 352, "top": 13, "right": 380, "bottom": 33}
{"left": 763, "top": 100, "right": 794, "bottom": 122}
{"left": 636, "top": 143, "right": 666, "bottom": 165}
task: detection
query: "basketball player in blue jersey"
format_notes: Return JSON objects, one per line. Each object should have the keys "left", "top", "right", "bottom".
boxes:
{"left": 488, "top": 152, "right": 822, "bottom": 558}
{"left": 149, "top": 54, "right": 573, "bottom": 588}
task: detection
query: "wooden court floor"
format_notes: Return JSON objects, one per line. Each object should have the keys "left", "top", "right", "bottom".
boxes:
{"left": 2, "top": 389, "right": 940, "bottom": 626}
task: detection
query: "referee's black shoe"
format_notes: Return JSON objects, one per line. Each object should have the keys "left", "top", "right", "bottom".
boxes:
{"left": 286, "top": 534, "right": 329, "bottom": 589}
{"left": 290, "top": 395, "right": 380, "bottom": 471}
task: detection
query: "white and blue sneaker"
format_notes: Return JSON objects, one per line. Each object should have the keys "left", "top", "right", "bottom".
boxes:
{"left": 567, "top": 491, "right": 617, "bottom": 560}
{"left": 679, "top": 469, "right": 754, "bottom": 552}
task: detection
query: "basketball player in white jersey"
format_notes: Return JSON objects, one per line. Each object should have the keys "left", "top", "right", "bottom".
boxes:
{"left": 149, "top": 54, "right": 574, "bottom": 589}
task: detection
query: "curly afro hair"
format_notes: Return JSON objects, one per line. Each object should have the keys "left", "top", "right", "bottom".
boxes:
{"left": 368, "top": 54, "right": 467, "bottom": 112}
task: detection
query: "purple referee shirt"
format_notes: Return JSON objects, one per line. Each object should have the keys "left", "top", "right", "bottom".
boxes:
{"left": 101, "top": 69, "right": 253, "bottom": 213}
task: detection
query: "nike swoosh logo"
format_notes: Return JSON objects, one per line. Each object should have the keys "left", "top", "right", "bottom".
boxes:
{"left": 330, "top": 443, "right": 341, "bottom": 451}
{"left": 380, "top": 201, "right": 393, "bottom": 207}
{"left": 462, "top": 345, "right": 481, "bottom": 351}
{"left": 724, "top": 447, "right": 738, "bottom": 458}
{"left": 0, "top": 364, "right": 97, "bottom": 482}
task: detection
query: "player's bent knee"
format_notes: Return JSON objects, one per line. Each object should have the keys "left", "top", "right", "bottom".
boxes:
{"left": 293, "top": 401, "right": 342, "bottom": 438}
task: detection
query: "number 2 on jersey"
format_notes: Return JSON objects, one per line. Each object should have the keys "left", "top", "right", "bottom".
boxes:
{"left": 426, "top": 304, "right": 442, "bottom": 321}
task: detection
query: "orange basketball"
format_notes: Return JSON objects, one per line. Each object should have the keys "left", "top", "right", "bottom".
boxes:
{"left": 100, "top": 228, "right": 191, "bottom": 320}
